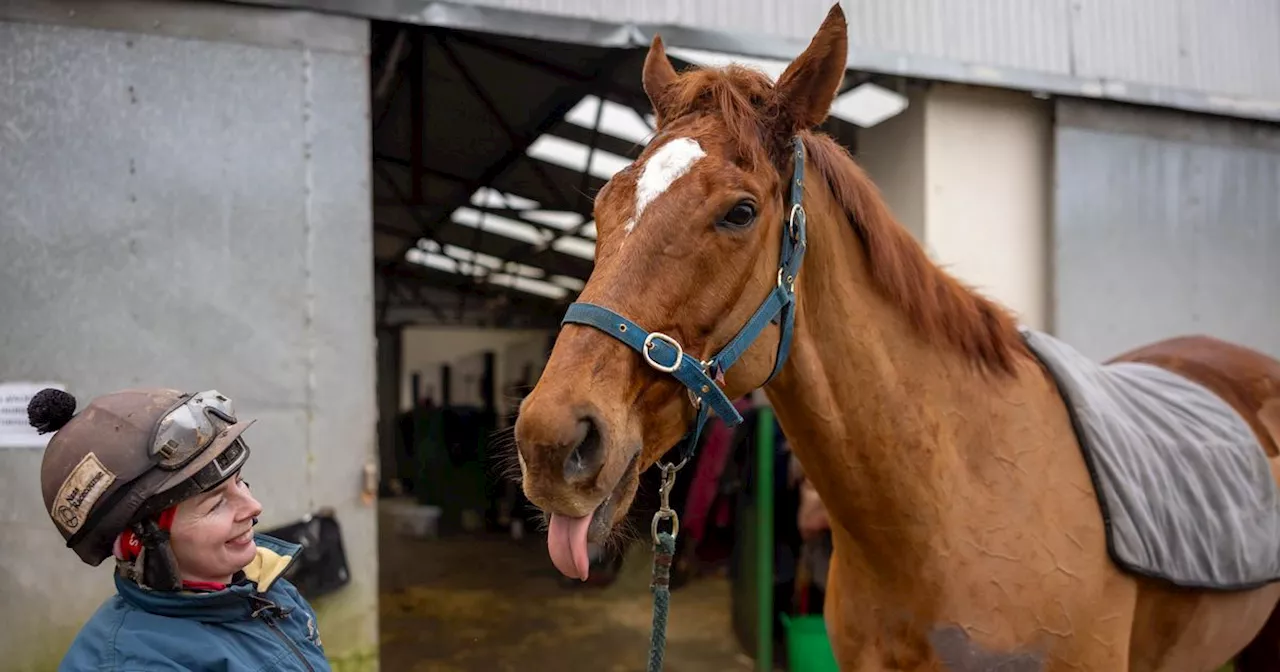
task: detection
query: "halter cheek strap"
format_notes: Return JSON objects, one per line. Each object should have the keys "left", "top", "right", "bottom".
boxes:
{"left": 560, "top": 136, "right": 808, "bottom": 473}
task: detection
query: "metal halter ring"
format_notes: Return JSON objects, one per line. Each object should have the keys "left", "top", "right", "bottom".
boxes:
{"left": 788, "top": 203, "right": 805, "bottom": 240}
{"left": 687, "top": 389, "right": 703, "bottom": 409}
{"left": 643, "top": 332, "right": 683, "bottom": 374}
{"left": 651, "top": 509, "right": 680, "bottom": 543}
{"left": 776, "top": 268, "right": 795, "bottom": 291}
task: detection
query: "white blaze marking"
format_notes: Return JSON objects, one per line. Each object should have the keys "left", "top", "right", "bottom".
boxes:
{"left": 625, "top": 137, "right": 706, "bottom": 234}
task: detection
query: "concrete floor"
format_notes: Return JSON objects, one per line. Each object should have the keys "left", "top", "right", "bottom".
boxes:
{"left": 379, "top": 518, "right": 754, "bottom": 672}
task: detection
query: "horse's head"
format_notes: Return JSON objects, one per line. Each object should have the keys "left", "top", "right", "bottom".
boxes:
{"left": 515, "top": 5, "right": 848, "bottom": 579}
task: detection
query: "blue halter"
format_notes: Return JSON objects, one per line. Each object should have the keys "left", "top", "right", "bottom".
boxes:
{"left": 560, "top": 136, "right": 809, "bottom": 471}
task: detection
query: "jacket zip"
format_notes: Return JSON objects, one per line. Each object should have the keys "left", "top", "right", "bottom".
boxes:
{"left": 251, "top": 597, "right": 315, "bottom": 672}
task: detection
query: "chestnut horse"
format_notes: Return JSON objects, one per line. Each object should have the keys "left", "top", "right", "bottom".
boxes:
{"left": 514, "top": 5, "right": 1280, "bottom": 670}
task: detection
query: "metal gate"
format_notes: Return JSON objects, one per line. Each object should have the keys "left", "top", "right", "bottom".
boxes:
{"left": 1052, "top": 99, "right": 1280, "bottom": 360}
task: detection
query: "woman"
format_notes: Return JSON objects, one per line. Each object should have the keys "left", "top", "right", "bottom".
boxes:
{"left": 30, "top": 386, "right": 330, "bottom": 671}
{"left": 790, "top": 452, "right": 833, "bottom": 615}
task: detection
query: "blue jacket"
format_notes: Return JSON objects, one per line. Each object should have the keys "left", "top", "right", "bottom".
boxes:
{"left": 60, "top": 534, "right": 331, "bottom": 671}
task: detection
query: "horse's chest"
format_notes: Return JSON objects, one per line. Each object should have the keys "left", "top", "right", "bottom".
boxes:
{"left": 825, "top": 564, "right": 1049, "bottom": 672}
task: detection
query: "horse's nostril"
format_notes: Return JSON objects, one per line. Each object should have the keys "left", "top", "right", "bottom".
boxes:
{"left": 563, "top": 417, "right": 605, "bottom": 483}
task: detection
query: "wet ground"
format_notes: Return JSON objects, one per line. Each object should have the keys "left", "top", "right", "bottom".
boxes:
{"left": 379, "top": 513, "right": 754, "bottom": 672}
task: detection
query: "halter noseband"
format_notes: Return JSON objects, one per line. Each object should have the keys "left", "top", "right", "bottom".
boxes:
{"left": 560, "top": 136, "right": 809, "bottom": 473}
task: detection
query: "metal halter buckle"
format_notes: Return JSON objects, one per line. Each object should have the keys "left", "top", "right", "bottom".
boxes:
{"left": 642, "top": 332, "right": 683, "bottom": 374}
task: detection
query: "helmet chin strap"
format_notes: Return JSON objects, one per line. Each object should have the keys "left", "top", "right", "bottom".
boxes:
{"left": 118, "top": 518, "right": 182, "bottom": 591}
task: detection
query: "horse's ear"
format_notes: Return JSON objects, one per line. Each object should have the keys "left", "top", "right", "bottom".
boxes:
{"left": 643, "top": 35, "right": 680, "bottom": 127}
{"left": 770, "top": 4, "right": 848, "bottom": 133}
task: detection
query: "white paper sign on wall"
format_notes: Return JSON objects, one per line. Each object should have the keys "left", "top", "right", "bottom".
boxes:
{"left": 0, "top": 382, "right": 67, "bottom": 450}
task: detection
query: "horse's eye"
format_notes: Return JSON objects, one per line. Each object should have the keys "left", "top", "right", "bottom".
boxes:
{"left": 719, "top": 201, "right": 757, "bottom": 229}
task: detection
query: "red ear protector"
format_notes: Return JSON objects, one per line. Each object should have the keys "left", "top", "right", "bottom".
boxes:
{"left": 115, "top": 507, "right": 178, "bottom": 562}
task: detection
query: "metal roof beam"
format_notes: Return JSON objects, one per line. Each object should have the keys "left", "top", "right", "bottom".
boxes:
{"left": 373, "top": 161, "right": 595, "bottom": 246}
{"left": 376, "top": 264, "right": 447, "bottom": 327}
{"left": 548, "top": 118, "right": 645, "bottom": 162}
{"left": 441, "top": 29, "right": 659, "bottom": 137}
{"left": 379, "top": 41, "right": 631, "bottom": 275}
{"left": 437, "top": 33, "right": 589, "bottom": 214}
{"left": 513, "top": 88, "right": 621, "bottom": 253}
{"left": 381, "top": 304, "right": 563, "bottom": 329}
{"left": 371, "top": 28, "right": 409, "bottom": 132}
{"left": 370, "top": 153, "right": 474, "bottom": 198}
{"left": 381, "top": 265, "right": 571, "bottom": 326}
{"left": 486, "top": 156, "right": 608, "bottom": 214}
{"left": 442, "top": 28, "right": 598, "bottom": 85}
{"left": 444, "top": 29, "right": 662, "bottom": 126}
{"left": 374, "top": 154, "right": 597, "bottom": 231}
{"left": 376, "top": 153, "right": 604, "bottom": 229}
{"left": 408, "top": 27, "right": 426, "bottom": 203}
{"left": 374, "top": 206, "right": 593, "bottom": 278}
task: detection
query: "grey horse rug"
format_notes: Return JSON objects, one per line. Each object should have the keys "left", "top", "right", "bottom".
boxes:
{"left": 1021, "top": 329, "right": 1280, "bottom": 590}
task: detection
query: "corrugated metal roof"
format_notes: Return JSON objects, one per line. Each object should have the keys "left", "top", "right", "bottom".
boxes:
{"left": 228, "top": 0, "right": 1280, "bottom": 123}
{"left": 844, "top": 0, "right": 1072, "bottom": 76}
{"left": 1071, "top": 0, "right": 1280, "bottom": 101}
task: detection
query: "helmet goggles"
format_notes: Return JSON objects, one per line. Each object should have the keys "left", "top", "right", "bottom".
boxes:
{"left": 129, "top": 389, "right": 253, "bottom": 521}
{"left": 151, "top": 390, "right": 238, "bottom": 470}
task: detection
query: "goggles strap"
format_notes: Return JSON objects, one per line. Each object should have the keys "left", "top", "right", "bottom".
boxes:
{"left": 136, "top": 517, "right": 182, "bottom": 591}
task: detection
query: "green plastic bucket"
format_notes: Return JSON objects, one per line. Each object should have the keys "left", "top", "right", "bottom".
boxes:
{"left": 780, "top": 614, "right": 839, "bottom": 672}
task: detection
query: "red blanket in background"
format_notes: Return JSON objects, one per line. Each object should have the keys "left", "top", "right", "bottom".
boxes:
{"left": 682, "top": 397, "right": 754, "bottom": 544}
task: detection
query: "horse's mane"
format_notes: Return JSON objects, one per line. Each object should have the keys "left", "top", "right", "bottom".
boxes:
{"left": 657, "top": 63, "right": 1028, "bottom": 375}
{"left": 800, "top": 131, "right": 1029, "bottom": 375}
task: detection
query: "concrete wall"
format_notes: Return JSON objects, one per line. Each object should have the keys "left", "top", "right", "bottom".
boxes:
{"left": 923, "top": 84, "right": 1053, "bottom": 331}
{"left": 0, "top": 2, "right": 378, "bottom": 670}
{"left": 856, "top": 82, "right": 1053, "bottom": 331}
{"left": 1053, "top": 99, "right": 1280, "bottom": 360}
{"left": 855, "top": 86, "right": 928, "bottom": 242}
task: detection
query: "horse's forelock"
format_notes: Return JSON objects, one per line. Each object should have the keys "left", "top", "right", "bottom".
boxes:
{"left": 655, "top": 65, "right": 783, "bottom": 170}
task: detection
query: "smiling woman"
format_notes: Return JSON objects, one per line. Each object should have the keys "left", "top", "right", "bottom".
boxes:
{"left": 164, "top": 472, "right": 263, "bottom": 587}
{"left": 29, "top": 387, "right": 331, "bottom": 672}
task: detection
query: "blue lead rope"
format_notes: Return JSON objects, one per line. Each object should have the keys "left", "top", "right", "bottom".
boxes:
{"left": 561, "top": 137, "right": 809, "bottom": 671}
{"left": 647, "top": 530, "right": 675, "bottom": 672}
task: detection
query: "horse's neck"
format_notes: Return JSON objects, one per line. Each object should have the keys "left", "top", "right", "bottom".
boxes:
{"left": 763, "top": 196, "right": 1041, "bottom": 579}
{"left": 765, "top": 295, "right": 964, "bottom": 570}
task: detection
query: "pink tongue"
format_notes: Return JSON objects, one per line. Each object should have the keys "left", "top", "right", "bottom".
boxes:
{"left": 547, "top": 513, "right": 592, "bottom": 580}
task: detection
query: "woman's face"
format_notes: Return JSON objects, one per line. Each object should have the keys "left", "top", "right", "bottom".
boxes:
{"left": 169, "top": 472, "right": 263, "bottom": 584}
